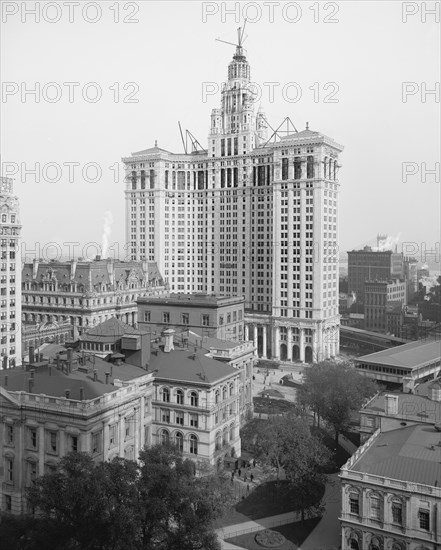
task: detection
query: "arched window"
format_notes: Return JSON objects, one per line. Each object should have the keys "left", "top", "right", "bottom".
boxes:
{"left": 223, "top": 427, "right": 228, "bottom": 445}
{"left": 175, "top": 432, "right": 183, "bottom": 452}
{"left": 215, "top": 390, "right": 220, "bottom": 404}
{"left": 189, "top": 434, "right": 198, "bottom": 455}
{"left": 324, "top": 156, "right": 328, "bottom": 178}
{"left": 190, "top": 391, "right": 198, "bottom": 407}
{"left": 222, "top": 386, "right": 227, "bottom": 400}
{"left": 160, "top": 429, "right": 169, "bottom": 445}
{"left": 176, "top": 389, "right": 184, "bottom": 405}
{"left": 229, "top": 423, "right": 235, "bottom": 441}
{"left": 307, "top": 156, "right": 314, "bottom": 179}
{"left": 162, "top": 387, "right": 170, "bottom": 403}
{"left": 229, "top": 382, "right": 234, "bottom": 396}
{"left": 349, "top": 541, "right": 359, "bottom": 550}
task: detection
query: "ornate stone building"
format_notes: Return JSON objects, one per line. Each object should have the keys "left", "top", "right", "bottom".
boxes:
{"left": 21, "top": 258, "right": 166, "bottom": 337}
{"left": 340, "top": 426, "right": 441, "bottom": 550}
{"left": 0, "top": 177, "right": 21, "bottom": 368}
{"left": 123, "top": 32, "right": 343, "bottom": 362}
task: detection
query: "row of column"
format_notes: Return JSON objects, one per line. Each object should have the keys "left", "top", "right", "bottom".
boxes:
{"left": 245, "top": 324, "right": 338, "bottom": 362}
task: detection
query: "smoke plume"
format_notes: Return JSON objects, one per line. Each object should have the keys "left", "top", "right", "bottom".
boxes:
{"left": 101, "top": 211, "right": 113, "bottom": 259}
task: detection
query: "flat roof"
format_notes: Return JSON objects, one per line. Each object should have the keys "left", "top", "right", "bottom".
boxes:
{"left": 138, "top": 293, "right": 244, "bottom": 307}
{"left": 356, "top": 340, "right": 441, "bottom": 369}
{"left": 348, "top": 424, "right": 441, "bottom": 486}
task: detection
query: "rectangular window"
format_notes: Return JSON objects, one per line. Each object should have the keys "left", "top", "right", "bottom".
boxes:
{"left": 161, "top": 409, "right": 170, "bottom": 423}
{"left": 392, "top": 502, "right": 402, "bottom": 525}
{"left": 181, "top": 313, "right": 189, "bottom": 325}
{"left": 370, "top": 497, "right": 381, "bottom": 520}
{"left": 349, "top": 495, "right": 359, "bottom": 515}
{"left": 176, "top": 411, "right": 184, "bottom": 425}
{"left": 109, "top": 425, "right": 117, "bottom": 446}
{"left": 6, "top": 458, "right": 13, "bottom": 482}
{"left": 28, "top": 428, "right": 37, "bottom": 450}
{"left": 70, "top": 435, "right": 78, "bottom": 453}
{"left": 202, "top": 314, "right": 209, "bottom": 326}
{"left": 6, "top": 425, "right": 13, "bottom": 445}
{"left": 144, "top": 311, "right": 151, "bottom": 322}
{"left": 92, "top": 432, "right": 102, "bottom": 454}
{"left": 419, "top": 509, "right": 430, "bottom": 530}
{"left": 48, "top": 431, "right": 57, "bottom": 453}
{"left": 189, "top": 413, "right": 198, "bottom": 428}
{"left": 163, "top": 312, "right": 170, "bottom": 324}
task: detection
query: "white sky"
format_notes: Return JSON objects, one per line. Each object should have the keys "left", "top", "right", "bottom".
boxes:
{"left": 1, "top": 0, "right": 440, "bottom": 262}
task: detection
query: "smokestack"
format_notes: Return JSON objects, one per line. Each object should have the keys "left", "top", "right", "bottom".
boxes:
{"left": 65, "top": 389, "right": 70, "bottom": 399}
{"left": 93, "top": 369, "right": 98, "bottom": 382}
{"left": 28, "top": 378, "right": 34, "bottom": 393}
{"left": 80, "top": 387, "right": 84, "bottom": 401}
{"left": 29, "top": 346, "right": 35, "bottom": 364}
{"left": 105, "top": 372, "right": 110, "bottom": 384}
{"left": 110, "top": 364, "right": 113, "bottom": 377}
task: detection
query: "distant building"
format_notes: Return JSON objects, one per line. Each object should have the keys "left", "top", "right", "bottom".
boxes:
{"left": 340, "top": 424, "right": 441, "bottom": 549}
{"left": 347, "top": 248, "right": 404, "bottom": 305}
{"left": 355, "top": 340, "right": 441, "bottom": 391}
{"left": 137, "top": 293, "right": 245, "bottom": 343}
{"left": 364, "top": 279, "right": 407, "bottom": 332}
{"left": 22, "top": 320, "right": 74, "bottom": 355}
{"left": 21, "top": 258, "right": 166, "bottom": 337}
{"left": 403, "top": 257, "right": 418, "bottom": 302}
{"left": 0, "top": 177, "right": 21, "bottom": 368}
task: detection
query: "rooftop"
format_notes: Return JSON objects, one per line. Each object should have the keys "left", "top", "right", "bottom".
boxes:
{"left": 363, "top": 391, "right": 441, "bottom": 423}
{"left": 348, "top": 424, "right": 441, "bottom": 486}
{"left": 80, "top": 317, "right": 148, "bottom": 343}
{"left": 148, "top": 346, "right": 238, "bottom": 386}
{"left": 356, "top": 340, "right": 441, "bottom": 369}
{"left": 138, "top": 293, "right": 244, "bottom": 308}
{"left": 0, "top": 356, "right": 148, "bottom": 401}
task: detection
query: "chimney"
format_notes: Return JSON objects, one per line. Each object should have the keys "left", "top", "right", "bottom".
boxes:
{"left": 28, "top": 378, "right": 34, "bottom": 393}
{"left": 67, "top": 348, "right": 73, "bottom": 372}
{"left": 30, "top": 369, "right": 35, "bottom": 379}
{"left": 105, "top": 372, "right": 110, "bottom": 384}
{"left": 110, "top": 364, "right": 113, "bottom": 377}
{"left": 95, "top": 255, "right": 101, "bottom": 262}
{"left": 29, "top": 345, "right": 35, "bottom": 364}
{"left": 384, "top": 394, "right": 399, "bottom": 416}
{"left": 93, "top": 369, "right": 98, "bottom": 382}
{"left": 80, "top": 387, "right": 84, "bottom": 401}
{"left": 163, "top": 329, "right": 175, "bottom": 353}
{"left": 65, "top": 389, "right": 70, "bottom": 399}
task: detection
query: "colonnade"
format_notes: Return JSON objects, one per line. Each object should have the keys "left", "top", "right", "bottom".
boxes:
{"left": 244, "top": 323, "right": 339, "bottom": 363}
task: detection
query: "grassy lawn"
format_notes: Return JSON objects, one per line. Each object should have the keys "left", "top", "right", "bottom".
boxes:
{"left": 253, "top": 397, "right": 300, "bottom": 415}
{"left": 217, "top": 479, "right": 325, "bottom": 527}
{"left": 225, "top": 517, "right": 321, "bottom": 550}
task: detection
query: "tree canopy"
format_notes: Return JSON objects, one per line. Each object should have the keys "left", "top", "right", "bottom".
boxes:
{"left": 298, "top": 361, "right": 378, "bottom": 445}
{"left": 2, "top": 445, "right": 232, "bottom": 550}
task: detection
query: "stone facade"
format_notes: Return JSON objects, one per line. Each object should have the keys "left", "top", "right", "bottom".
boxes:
{"left": 0, "top": 177, "right": 21, "bottom": 368}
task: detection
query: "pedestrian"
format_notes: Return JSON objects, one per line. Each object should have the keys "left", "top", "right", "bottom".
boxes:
{"left": 238, "top": 468, "right": 241, "bottom": 476}
{"left": 250, "top": 473, "right": 254, "bottom": 483}
{"left": 247, "top": 484, "right": 250, "bottom": 493}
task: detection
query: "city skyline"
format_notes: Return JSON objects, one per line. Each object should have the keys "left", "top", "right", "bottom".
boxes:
{"left": 2, "top": 1, "right": 440, "bottom": 262}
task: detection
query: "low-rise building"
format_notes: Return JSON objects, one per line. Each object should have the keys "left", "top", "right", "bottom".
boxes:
{"left": 355, "top": 340, "right": 441, "bottom": 391}
{"left": 22, "top": 319, "right": 74, "bottom": 355}
{"left": 137, "top": 293, "right": 245, "bottom": 342}
{"left": 0, "top": 355, "right": 155, "bottom": 514}
{"left": 22, "top": 258, "right": 165, "bottom": 336}
{"left": 340, "top": 424, "right": 441, "bottom": 549}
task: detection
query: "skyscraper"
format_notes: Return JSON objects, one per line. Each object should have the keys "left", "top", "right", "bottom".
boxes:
{"left": 123, "top": 34, "right": 343, "bottom": 362}
{"left": 0, "top": 177, "right": 22, "bottom": 368}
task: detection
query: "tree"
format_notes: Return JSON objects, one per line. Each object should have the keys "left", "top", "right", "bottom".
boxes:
{"left": 241, "top": 414, "right": 331, "bottom": 522}
{"left": 299, "top": 361, "right": 377, "bottom": 446}
{"left": 18, "top": 446, "right": 233, "bottom": 550}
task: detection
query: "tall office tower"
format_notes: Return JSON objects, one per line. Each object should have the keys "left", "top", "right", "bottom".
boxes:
{"left": 123, "top": 35, "right": 343, "bottom": 362}
{"left": 0, "top": 177, "right": 22, "bottom": 368}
